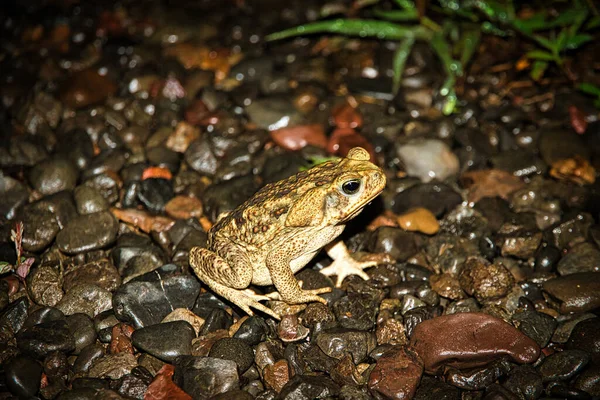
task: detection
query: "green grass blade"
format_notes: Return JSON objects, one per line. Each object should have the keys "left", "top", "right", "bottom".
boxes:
{"left": 578, "top": 82, "right": 600, "bottom": 96}
{"left": 530, "top": 60, "right": 548, "bottom": 80}
{"left": 564, "top": 33, "right": 593, "bottom": 49}
{"left": 392, "top": 0, "right": 415, "bottom": 10}
{"left": 526, "top": 50, "right": 555, "bottom": 61}
{"left": 459, "top": 29, "right": 481, "bottom": 66}
{"left": 392, "top": 36, "right": 416, "bottom": 95}
{"left": 373, "top": 8, "right": 419, "bottom": 21}
{"left": 266, "top": 19, "right": 431, "bottom": 42}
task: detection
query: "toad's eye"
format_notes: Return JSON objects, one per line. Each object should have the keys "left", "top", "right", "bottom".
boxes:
{"left": 341, "top": 179, "right": 361, "bottom": 195}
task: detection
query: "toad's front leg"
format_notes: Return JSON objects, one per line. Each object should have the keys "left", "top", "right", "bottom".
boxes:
{"left": 265, "top": 244, "right": 332, "bottom": 305}
{"left": 189, "top": 247, "right": 281, "bottom": 320}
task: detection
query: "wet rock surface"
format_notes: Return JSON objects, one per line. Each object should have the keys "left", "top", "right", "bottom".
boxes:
{"left": 0, "top": 0, "right": 599, "bottom": 399}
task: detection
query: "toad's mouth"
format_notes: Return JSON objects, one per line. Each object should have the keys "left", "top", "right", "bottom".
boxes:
{"left": 340, "top": 197, "right": 378, "bottom": 223}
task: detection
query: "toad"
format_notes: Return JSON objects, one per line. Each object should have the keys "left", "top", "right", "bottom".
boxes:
{"left": 190, "top": 147, "right": 387, "bottom": 319}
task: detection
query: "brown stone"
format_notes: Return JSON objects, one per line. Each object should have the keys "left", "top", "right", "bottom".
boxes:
{"left": 60, "top": 68, "right": 117, "bottom": 109}
{"left": 458, "top": 257, "right": 514, "bottom": 301}
{"left": 270, "top": 124, "right": 327, "bottom": 151}
{"left": 409, "top": 312, "right": 540, "bottom": 374}
{"left": 430, "top": 273, "right": 466, "bottom": 300}
{"left": 397, "top": 208, "right": 440, "bottom": 235}
{"left": 63, "top": 259, "right": 121, "bottom": 293}
{"left": 263, "top": 359, "right": 290, "bottom": 393}
{"left": 110, "top": 323, "right": 134, "bottom": 354}
{"left": 543, "top": 272, "right": 600, "bottom": 313}
{"left": 368, "top": 346, "right": 423, "bottom": 400}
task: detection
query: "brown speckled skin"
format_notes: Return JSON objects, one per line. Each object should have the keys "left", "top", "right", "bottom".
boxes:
{"left": 190, "top": 147, "right": 386, "bottom": 319}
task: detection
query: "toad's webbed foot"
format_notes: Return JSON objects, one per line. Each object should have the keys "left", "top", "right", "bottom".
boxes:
{"left": 320, "top": 241, "right": 393, "bottom": 287}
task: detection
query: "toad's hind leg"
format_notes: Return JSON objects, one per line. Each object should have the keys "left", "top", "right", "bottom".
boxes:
{"left": 189, "top": 247, "right": 281, "bottom": 320}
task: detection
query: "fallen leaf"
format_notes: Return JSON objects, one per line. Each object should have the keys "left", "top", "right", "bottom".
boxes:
{"left": 165, "top": 196, "right": 203, "bottom": 219}
{"left": 327, "top": 129, "right": 375, "bottom": 161}
{"left": 460, "top": 169, "right": 525, "bottom": 203}
{"left": 331, "top": 101, "right": 362, "bottom": 129}
{"left": 111, "top": 208, "right": 175, "bottom": 233}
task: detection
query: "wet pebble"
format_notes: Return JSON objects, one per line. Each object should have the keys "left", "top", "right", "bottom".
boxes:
{"left": 496, "top": 228, "right": 542, "bottom": 259}
{"left": 60, "top": 68, "right": 117, "bottom": 109}
{"left": 538, "top": 349, "right": 590, "bottom": 382}
{"left": 20, "top": 201, "right": 60, "bottom": 252}
{"left": 333, "top": 294, "right": 378, "bottom": 330}
{"left": 245, "top": 97, "right": 306, "bottom": 131}
{"left": 29, "top": 158, "right": 78, "bottom": 196}
{"left": 0, "top": 175, "right": 28, "bottom": 219}
{"left": 397, "top": 139, "right": 459, "bottom": 183}
{"left": 173, "top": 356, "right": 239, "bottom": 398}
{"left": 65, "top": 313, "right": 97, "bottom": 355}
{"left": 397, "top": 207, "right": 440, "bottom": 235}
{"left": 271, "top": 124, "right": 327, "bottom": 151}
{"left": 73, "top": 343, "right": 106, "bottom": 375}
{"left": 392, "top": 182, "right": 462, "bottom": 218}
{"left": 368, "top": 345, "right": 423, "bottom": 399}
{"left": 56, "top": 211, "right": 119, "bottom": 254}
{"left": 56, "top": 284, "right": 113, "bottom": 318}
{"left": 132, "top": 321, "right": 195, "bottom": 362}
{"left": 137, "top": 178, "right": 174, "bottom": 213}
{"left": 88, "top": 352, "right": 138, "bottom": 380}
{"left": 232, "top": 316, "right": 268, "bottom": 346}
{"left": 73, "top": 185, "right": 110, "bottom": 214}
{"left": 16, "top": 319, "right": 75, "bottom": 359}
{"left": 574, "top": 362, "right": 600, "bottom": 396}
{"left": 557, "top": 242, "right": 600, "bottom": 275}
{"left": 63, "top": 259, "right": 122, "bottom": 293}
{"left": 112, "top": 270, "right": 200, "bottom": 328}
{"left": 458, "top": 257, "right": 514, "bottom": 301}
{"left": 5, "top": 355, "right": 43, "bottom": 398}
{"left": 263, "top": 359, "right": 290, "bottom": 393}
{"left": 23, "top": 306, "right": 65, "bottom": 329}
{"left": 209, "top": 337, "right": 254, "bottom": 373}
{"left": 444, "top": 360, "right": 512, "bottom": 390}
{"left": 409, "top": 312, "right": 540, "bottom": 374}
{"left": 316, "top": 330, "right": 376, "bottom": 364}
{"left": 512, "top": 310, "right": 557, "bottom": 348}
{"left": 567, "top": 318, "right": 600, "bottom": 363}
{"left": 543, "top": 272, "right": 600, "bottom": 313}
{"left": 27, "top": 264, "right": 64, "bottom": 306}
{"left": 503, "top": 365, "right": 543, "bottom": 400}
{"left": 0, "top": 297, "right": 29, "bottom": 334}
{"left": 278, "top": 375, "right": 339, "bottom": 400}
{"left": 367, "top": 227, "right": 418, "bottom": 262}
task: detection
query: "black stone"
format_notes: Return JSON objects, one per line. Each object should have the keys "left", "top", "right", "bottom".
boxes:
{"left": 132, "top": 321, "right": 195, "bottom": 362}
{"left": 278, "top": 375, "right": 340, "bottom": 400}
{"left": 113, "top": 269, "right": 200, "bottom": 328}
{"left": 209, "top": 337, "right": 254, "bottom": 373}
{"left": 5, "top": 355, "right": 43, "bottom": 397}
{"left": 173, "top": 356, "right": 239, "bottom": 399}
{"left": 17, "top": 319, "right": 76, "bottom": 359}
